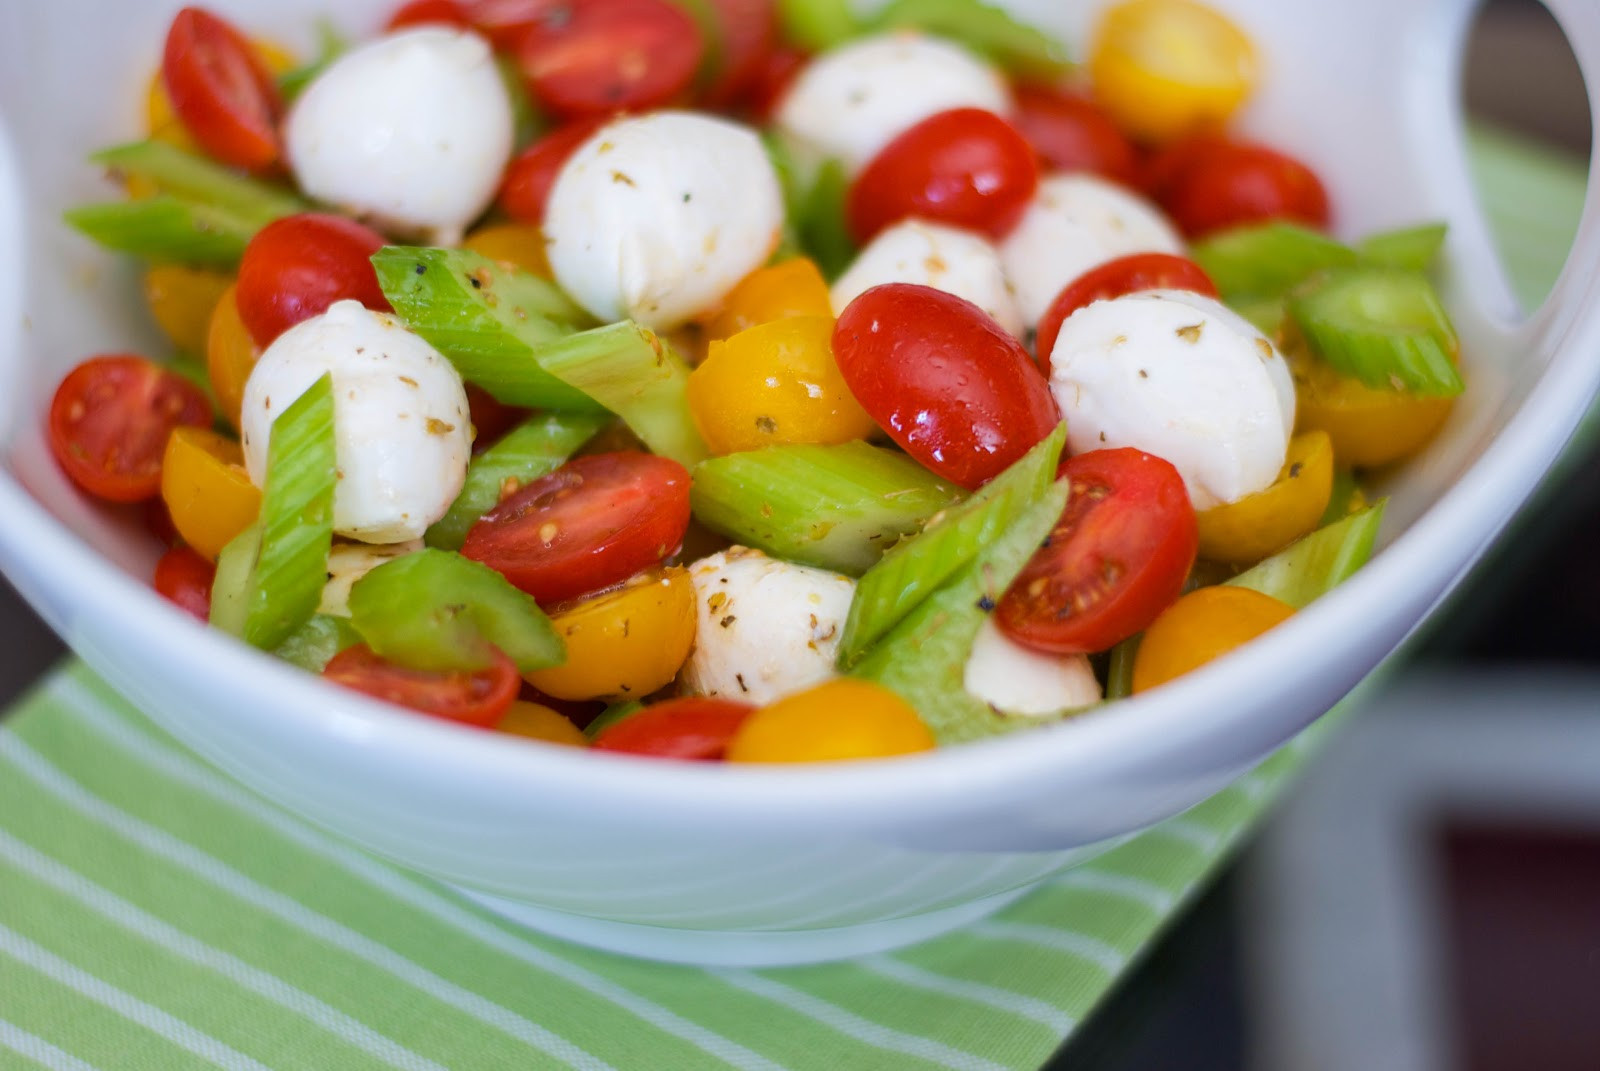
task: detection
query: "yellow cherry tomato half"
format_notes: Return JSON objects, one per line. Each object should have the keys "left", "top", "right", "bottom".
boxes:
{"left": 687, "top": 316, "right": 876, "bottom": 455}
{"left": 1291, "top": 350, "right": 1454, "bottom": 469}
{"left": 1195, "top": 430, "right": 1334, "bottom": 564}
{"left": 1132, "top": 585, "right": 1295, "bottom": 693}
{"left": 206, "top": 283, "right": 259, "bottom": 431}
{"left": 496, "top": 702, "right": 589, "bottom": 747}
{"left": 145, "top": 264, "right": 234, "bottom": 356}
{"left": 704, "top": 258, "right": 834, "bottom": 342}
{"left": 461, "top": 222, "right": 552, "bottom": 279}
{"left": 1090, "top": 0, "right": 1258, "bottom": 144}
{"left": 160, "top": 427, "right": 261, "bottom": 560}
{"left": 727, "top": 678, "right": 936, "bottom": 763}
{"left": 524, "top": 567, "right": 696, "bottom": 701}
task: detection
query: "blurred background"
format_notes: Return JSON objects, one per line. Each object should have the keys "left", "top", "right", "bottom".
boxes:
{"left": 1, "top": 1, "right": 1595, "bottom": 1069}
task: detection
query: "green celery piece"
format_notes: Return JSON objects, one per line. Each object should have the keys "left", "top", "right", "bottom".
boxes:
{"left": 347, "top": 548, "right": 564, "bottom": 676}
{"left": 274, "top": 614, "right": 361, "bottom": 672}
{"left": 1190, "top": 222, "right": 1359, "bottom": 302}
{"left": 762, "top": 134, "right": 808, "bottom": 263}
{"left": 1104, "top": 636, "right": 1139, "bottom": 701}
{"left": 1360, "top": 222, "right": 1448, "bottom": 272}
{"left": 210, "top": 523, "right": 262, "bottom": 639}
{"left": 1319, "top": 469, "right": 1364, "bottom": 526}
{"left": 800, "top": 159, "right": 856, "bottom": 280}
{"left": 426, "top": 412, "right": 609, "bottom": 551}
{"left": 691, "top": 442, "right": 961, "bottom": 576}
{"left": 850, "top": 482, "right": 1071, "bottom": 744}
{"left": 869, "top": 0, "right": 1071, "bottom": 79}
{"left": 65, "top": 197, "right": 254, "bottom": 266}
{"left": 838, "top": 424, "right": 1066, "bottom": 668}
{"left": 277, "top": 19, "right": 348, "bottom": 102}
{"left": 1288, "top": 268, "right": 1464, "bottom": 396}
{"left": 1227, "top": 501, "right": 1386, "bottom": 609}
{"left": 1230, "top": 295, "right": 1286, "bottom": 338}
{"left": 777, "top": 0, "right": 865, "bottom": 50}
{"left": 92, "top": 141, "right": 308, "bottom": 225}
{"left": 495, "top": 53, "right": 544, "bottom": 150}
{"left": 584, "top": 700, "right": 644, "bottom": 741}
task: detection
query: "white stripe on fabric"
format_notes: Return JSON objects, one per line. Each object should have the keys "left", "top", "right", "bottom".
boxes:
{"left": 0, "top": 828, "right": 449, "bottom": 1071}
{"left": 0, "top": 1018, "right": 104, "bottom": 1071}
{"left": 716, "top": 970, "right": 1013, "bottom": 1071}
{"left": 0, "top": 734, "right": 615, "bottom": 1071}
{"left": 1046, "top": 869, "right": 1176, "bottom": 914}
{"left": 858, "top": 956, "right": 1077, "bottom": 1035}
{"left": 49, "top": 680, "right": 783, "bottom": 1071}
{"left": 0, "top": 923, "right": 274, "bottom": 1071}
{"left": 966, "top": 922, "right": 1127, "bottom": 974}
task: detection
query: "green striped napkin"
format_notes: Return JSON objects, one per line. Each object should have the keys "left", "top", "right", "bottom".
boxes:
{"left": 0, "top": 130, "right": 1585, "bottom": 1071}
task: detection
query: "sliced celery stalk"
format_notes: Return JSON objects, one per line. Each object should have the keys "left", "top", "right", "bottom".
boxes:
{"left": 65, "top": 197, "right": 254, "bottom": 266}
{"left": 776, "top": 0, "right": 864, "bottom": 50}
{"left": 1190, "top": 222, "right": 1359, "bottom": 302}
{"left": 210, "top": 523, "right": 262, "bottom": 639}
{"left": 850, "top": 482, "right": 1071, "bottom": 744}
{"left": 838, "top": 424, "right": 1066, "bottom": 668}
{"left": 1230, "top": 296, "right": 1286, "bottom": 338}
{"left": 274, "top": 613, "right": 361, "bottom": 672}
{"left": 584, "top": 700, "right": 644, "bottom": 741}
{"left": 1227, "top": 501, "right": 1386, "bottom": 609}
{"left": 1319, "top": 469, "right": 1365, "bottom": 526}
{"left": 91, "top": 141, "right": 308, "bottom": 225}
{"left": 869, "top": 0, "right": 1071, "bottom": 79}
{"left": 800, "top": 159, "right": 856, "bottom": 281}
{"left": 277, "top": 19, "right": 348, "bottom": 102}
{"left": 1360, "top": 222, "right": 1448, "bottom": 272}
{"left": 1104, "top": 636, "right": 1139, "bottom": 701}
{"left": 347, "top": 548, "right": 564, "bottom": 675}
{"left": 1288, "top": 268, "right": 1464, "bottom": 396}
{"left": 692, "top": 442, "right": 961, "bottom": 576}
{"left": 426, "top": 412, "right": 609, "bottom": 551}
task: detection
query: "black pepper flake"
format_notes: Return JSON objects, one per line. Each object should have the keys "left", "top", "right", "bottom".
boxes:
{"left": 468, "top": 276, "right": 482, "bottom": 289}
{"left": 719, "top": 615, "right": 737, "bottom": 628}
{"left": 1138, "top": 369, "right": 1149, "bottom": 378}
{"left": 976, "top": 595, "right": 996, "bottom": 612}
{"left": 682, "top": 192, "right": 692, "bottom": 203}
{"left": 414, "top": 264, "right": 426, "bottom": 275}
{"left": 735, "top": 673, "right": 748, "bottom": 693}
{"left": 1288, "top": 462, "right": 1303, "bottom": 479}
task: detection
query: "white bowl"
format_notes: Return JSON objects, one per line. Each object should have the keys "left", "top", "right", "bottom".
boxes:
{"left": 1, "top": 0, "right": 1597, "bottom": 967}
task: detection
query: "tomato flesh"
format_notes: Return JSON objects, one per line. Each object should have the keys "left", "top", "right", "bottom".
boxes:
{"left": 996, "top": 448, "right": 1197, "bottom": 654}
{"left": 497, "top": 117, "right": 608, "bottom": 225}
{"left": 161, "top": 7, "right": 283, "bottom": 171}
{"left": 741, "top": 42, "right": 807, "bottom": 120}
{"left": 235, "top": 213, "right": 392, "bottom": 348}
{"left": 386, "top": 0, "right": 471, "bottom": 30}
{"left": 323, "top": 645, "right": 520, "bottom": 727}
{"left": 464, "top": 0, "right": 569, "bottom": 48}
{"left": 461, "top": 451, "right": 692, "bottom": 605}
{"left": 48, "top": 355, "right": 213, "bottom": 503}
{"left": 832, "top": 284, "right": 1060, "bottom": 490}
{"left": 1035, "top": 253, "right": 1218, "bottom": 375}
{"left": 592, "top": 697, "right": 756, "bottom": 760}
{"left": 699, "top": 0, "right": 778, "bottom": 107}
{"left": 513, "top": 0, "right": 705, "bottom": 120}
{"left": 1012, "top": 85, "right": 1139, "bottom": 187}
{"left": 1154, "top": 138, "right": 1331, "bottom": 238}
{"left": 153, "top": 546, "right": 216, "bottom": 621}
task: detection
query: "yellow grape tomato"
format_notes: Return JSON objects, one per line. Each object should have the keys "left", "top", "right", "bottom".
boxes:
{"left": 145, "top": 265, "right": 234, "bottom": 356}
{"left": 496, "top": 702, "right": 589, "bottom": 747}
{"left": 1196, "top": 431, "right": 1334, "bottom": 564}
{"left": 704, "top": 258, "right": 834, "bottom": 342}
{"left": 524, "top": 567, "right": 697, "bottom": 701}
{"left": 727, "top": 679, "right": 936, "bottom": 763}
{"left": 160, "top": 427, "right": 261, "bottom": 560}
{"left": 1131, "top": 585, "right": 1294, "bottom": 693}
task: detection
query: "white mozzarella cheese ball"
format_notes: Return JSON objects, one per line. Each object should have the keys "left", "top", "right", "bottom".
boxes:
{"left": 831, "top": 220, "right": 1024, "bottom": 338}
{"left": 318, "top": 540, "right": 424, "bottom": 618}
{"left": 963, "top": 619, "right": 1103, "bottom": 715}
{"left": 1048, "top": 290, "right": 1296, "bottom": 510}
{"left": 775, "top": 33, "right": 1012, "bottom": 176}
{"left": 543, "top": 112, "right": 784, "bottom": 331}
{"left": 999, "top": 174, "right": 1185, "bottom": 330}
{"left": 241, "top": 301, "right": 471, "bottom": 544}
{"left": 285, "top": 27, "right": 513, "bottom": 244}
{"left": 679, "top": 548, "right": 855, "bottom": 705}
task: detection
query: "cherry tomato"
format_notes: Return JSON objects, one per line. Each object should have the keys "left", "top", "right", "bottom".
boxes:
{"left": 832, "top": 284, "right": 1060, "bottom": 490}
{"left": 463, "top": 222, "right": 553, "bottom": 279}
{"left": 742, "top": 43, "right": 807, "bottom": 120}
{"left": 848, "top": 108, "right": 1038, "bottom": 244}
{"left": 386, "top": 0, "right": 470, "bottom": 30}
{"left": 704, "top": 257, "right": 833, "bottom": 342}
{"left": 497, "top": 118, "right": 608, "bottom": 226}
{"left": 996, "top": 448, "right": 1198, "bottom": 654}
{"left": 513, "top": 0, "right": 705, "bottom": 120}
{"left": 1157, "top": 140, "right": 1330, "bottom": 239}
{"left": 464, "top": 0, "right": 567, "bottom": 49}
{"left": 727, "top": 679, "right": 934, "bottom": 763}
{"left": 161, "top": 8, "right": 284, "bottom": 170}
{"left": 323, "top": 645, "right": 520, "bottom": 727}
{"left": 461, "top": 452, "right": 692, "bottom": 605}
{"left": 144, "top": 498, "right": 182, "bottom": 548}
{"left": 153, "top": 546, "right": 216, "bottom": 622}
{"left": 160, "top": 427, "right": 262, "bottom": 560}
{"left": 496, "top": 701, "right": 589, "bottom": 746}
{"left": 1035, "top": 253, "right": 1218, "bottom": 375}
{"left": 144, "top": 264, "right": 234, "bottom": 356}
{"left": 1195, "top": 431, "right": 1333, "bottom": 564}
{"left": 48, "top": 356, "right": 213, "bottom": 503}
{"left": 591, "top": 697, "right": 755, "bottom": 759}
{"left": 464, "top": 384, "right": 530, "bottom": 454}
{"left": 206, "top": 283, "right": 258, "bottom": 430}
{"left": 699, "top": 0, "right": 778, "bottom": 107}
{"left": 524, "top": 567, "right": 696, "bottom": 701}
{"left": 1012, "top": 85, "right": 1139, "bottom": 187}
{"left": 1131, "top": 585, "right": 1294, "bottom": 693}
{"left": 1290, "top": 348, "right": 1453, "bottom": 468}
{"left": 234, "top": 213, "right": 392, "bottom": 348}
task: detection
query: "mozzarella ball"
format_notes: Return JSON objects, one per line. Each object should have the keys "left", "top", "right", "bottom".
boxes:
{"left": 963, "top": 619, "right": 1102, "bottom": 715}
{"left": 318, "top": 540, "right": 424, "bottom": 617}
{"left": 1048, "top": 290, "right": 1295, "bottom": 509}
{"left": 775, "top": 33, "right": 1012, "bottom": 176}
{"left": 999, "top": 174, "right": 1185, "bottom": 329}
{"left": 543, "top": 112, "right": 784, "bottom": 331}
{"left": 679, "top": 547, "right": 855, "bottom": 705}
{"left": 831, "top": 220, "right": 1024, "bottom": 338}
{"left": 285, "top": 27, "right": 513, "bottom": 244}
{"left": 241, "top": 301, "right": 471, "bottom": 544}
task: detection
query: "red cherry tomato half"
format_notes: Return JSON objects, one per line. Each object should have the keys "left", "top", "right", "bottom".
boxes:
{"left": 996, "top": 448, "right": 1197, "bottom": 655}
{"left": 1035, "top": 253, "right": 1219, "bottom": 375}
{"left": 323, "top": 645, "right": 521, "bottom": 727}
{"left": 1140, "top": 135, "right": 1226, "bottom": 202}
{"left": 848, "top": 108, "right": 1038, "bottom": 244}
{"left": 234, "top": 213, "right": 393, "bottom": 348}
{"left": 699, "top": 0, "right": 779, "bottom": 107}
{"left": 1157, "top": 139, "right": 1331, "bottom": 239}
{"left": 461, "top": 451, "right": 692, "bottom": 605}
{"left": 464, "top": 0, "right": 568, "bottom": 48}
{"left": 1012, "top": 85, "right": 1139, "bottom": 187}
{"left": 592, "top": 697, "right": 756, "bottom": 760}
{"left": 48, "top": 356, "right": 213, "bottom": 504}
{"left": 153, "top": 546, "right": 215, "bottom": 621}
{"left": 497, "top": 118, "right": 607, "bottom": 225}
{"left": 742, "top": 42, "right": 807, "bottom": 120}
{"left": 161, "top": 7, "right": 283, "bottom": 171}
{"left": 832, "top": 284, "right": 1060, "bottom": 490}
{"left": 465, "top": 384, "right": 530, "bottom": 454}
{"left": 513, "top": 0, "right": 705, "bottom": 120}
{"left": 144, "top": 498, "right": 182, "bottom": 548}
{"left": 385, "top": 0, "right": 471, "bottom": 30}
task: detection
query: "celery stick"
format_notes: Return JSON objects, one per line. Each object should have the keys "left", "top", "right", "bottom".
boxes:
{"left": 584, "top": 700, "right": 644, "bottom": 741}
{"left": 850, "top": 482, "right": 1071, "bottom": 744}
{"left": 1104, "top": 636, "right": 1139, "bottom": 700}
{"left": 426, "top": 412, "right": 609, "bottom": 551}
{"left": 1191, "top": 222, "right": 1358, "bottom": 302}
{"left": 1289, "top": 268, "right": 1463, "bottom": 396}
{"left": 1227, "top": 501, "right": 1386, "bottom": 609}
{"left": 800, "top": 159, "right": 855, "bottom": 281}
{"left": 1231, "top": 296, "right": 1285, "bottom": 338}
{"left": 65, "top": 197, "right": 254, "bottom": 266}
{"left": 1360, "top": 222, "right": 1448, "bottom": 273}
{"left": 274, "top": 613, "right": 361, "bottom": 672}
{"left": 838, "top": 424, "right": 1066, "bottom": 668}
{"left": 1319, "top": 469, "right": 1365, "bottom": 526}
{"left": 210, "top": 523, "right": 262, "bottom": 639}
{"left": 348, "top": 548, "right": 564, "bottom": 675}
{"left": 91, "top": 141, "right": 308, "bottom": 225}
{"left": 691, "top": 442, "right": 960, "bottom": 576}
{"left": 277, "top": 19, "right": 347, "bottom": 102}
{"left": 869, "top": 0, "right": 1071, "bottom": 79}
{"left": 777, "top": 0, "right": 864, "bottom": 50}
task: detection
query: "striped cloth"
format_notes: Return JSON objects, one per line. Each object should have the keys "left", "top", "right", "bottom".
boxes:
{"left": 0, "top": 130, "right": 1585, "bottom": 1071}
